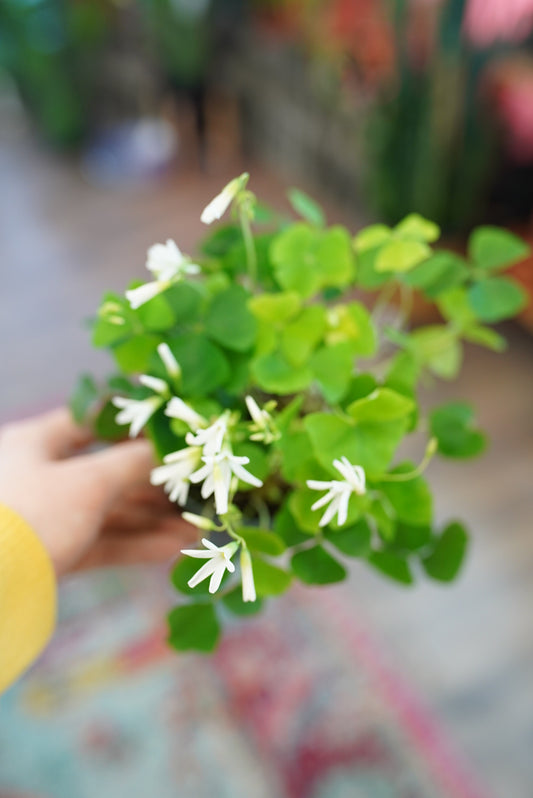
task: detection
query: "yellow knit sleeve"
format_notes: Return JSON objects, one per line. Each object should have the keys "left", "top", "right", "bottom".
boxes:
{"left": 0, "top": 504, "right": 56, "bottom": 693}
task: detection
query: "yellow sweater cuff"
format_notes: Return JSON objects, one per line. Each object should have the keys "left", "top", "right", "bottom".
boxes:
{"left": 0, "top": 504, "right": 57, "bottom": 693}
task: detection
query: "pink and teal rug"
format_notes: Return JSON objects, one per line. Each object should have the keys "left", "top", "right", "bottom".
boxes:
{"left": 0, "top": 567, "right": 488, "bottom": 798}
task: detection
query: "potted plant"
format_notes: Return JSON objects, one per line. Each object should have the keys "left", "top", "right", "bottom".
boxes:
{"left": 72, "top": 173, "right": 528, "bottom": 652}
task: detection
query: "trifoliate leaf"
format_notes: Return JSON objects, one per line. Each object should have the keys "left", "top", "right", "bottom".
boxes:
{"left": 279, "top": 428, "right": 327, "bottom": 484}
{"left": 252, "top": 351, "right": 313, "bottom": 394}
{"left": 353, "top": 224, "right": 392, "bottom": 252}
{"left": 376, "top": 240, "right": 431, "bottom": 273}
{"left": 325, "top": 302, "right": 377, "bottom": 356}
{"left": 305, "top": 412, "right": 408, "bottom": 478}
{"left": 394, "top": 213, "right": 440, "bottom": 243}
{"left": 165, "top": 281, "right": 204, "bottom": 323}
{"left": 253, "top": 559, "right": 292, "bottom": 596}
{"left": 368, "top": 551, "right": 413, "bottom": 585}
{"left": 281, "top": 305, "right": 327, "bottom": 366}
{"left": 409, "top": 326, "right": 462, "bottom": 379}
{"left": 386, "top": 209, "right": 442, "bottom": 253}
{"left": 393, "top": 522, "right": 432, "bottom": 552}
{"left": 462, "top": 324, "right": 507, "bottom": 353}
{"left": 402, "top": 251, "right": 468, "bottom": 297}
{"left": 323, "top": 518, "right": 372, "bottom": 557}
{"left": 92, "top": 293, "right": 133, "bottom": 347}
{"left": 222, "top": 588, "right": 263, "bottom": 616}
{"left": 113, "top": 333, "right": 162, "bottom": 374}
{"left": 311, "top": 341, "right": 354, "bottom": 403}
{"left": 167, "top": 332, "right": 230, "bottom": 395}
{"left": 355, "top": 246, "right": 390, "bottom": 289}
{"left": 135, "top": 292, "right": 176, "bottom": 331}
{"left": 379, "top": 464, "right": 433, "bottom": 526}
{"left": 167, "top": 604, "right": 220, "bottom": 653}
{"left": 347, "top": 388, "right": 414, "bottom": 423}
{"left": 271, "top": 223, "right": 354, "bottom": 298}
{"left": 273, "top": 502, "right": 311, "bottom": 547}
{"left": 429, "top": 401, "right": 486, "bottom": 458}
{"left": 236, "top": 527, "right": 286, "bottom": 556}
{"left": 385, "top": 351, "right": 420, "bottom": 396}
{"left": 248, "top": 291, "right": 301, "bottom": 325}
{"left": 368, "top": 498, "right": 395, "bottom": 542}
{"left": 437, "top": 287, "right": 476, "bottom": 328}
{"left": 467, "top": 277, "right": 527, "bottom": 323}
{"left": 422, "top": 521, "right": 468, "bottom": 582}
{"left": 468, "top": 226, "right": 529, "bottom": 271}
{"left": 291, "top": 545, "right": 347, "bottom": 585}
{"left": 171, "top": 557, "right": 211, "bottom": 597}
{"left": 205, "top": 285, "right": 257, "bottom": 352}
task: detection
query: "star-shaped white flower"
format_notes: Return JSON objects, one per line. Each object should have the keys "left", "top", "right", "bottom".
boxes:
{"left": 189, "top": 450, "right": 263, "bottom": 516}
{"left": 165, "top": 396, "right": 206, "bottom": 431}
{"left": 200, "top": 173, "right": 249, "bottom": 224}
{"left": 125, "top": 239, "right": 200, "bottom": 309}
{"left": 112, "top": 375, "right": 168, "bottom": 437}
{"left": 181, "top": 538, "right": 239, "bottom": 594}
{"left": 307, "top": 458, "right": 366, "bottom": 528}
{"left": 185, "top": 413, "right": 229, "bottom": 456}
{"left": 240, "top": 547, "right": 256, "bottom": 603}
{"left": 157, "top": 342, "right": 181, "bottom": 380}
{"left": 126, "top": 280, "right": 169, "bottom": 310}
{"left": 146, "top": 239, "right": 200, "bottom": 282}
{"left": 245, "top": 395, "right": 278, "bottom": 443}
{"left": 150, "top": 446, "right": 202, "bottom": 505}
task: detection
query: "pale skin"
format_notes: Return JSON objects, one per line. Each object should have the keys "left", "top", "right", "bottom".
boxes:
{"left": 0, "top": 408, "right": 197, "bottom": 577}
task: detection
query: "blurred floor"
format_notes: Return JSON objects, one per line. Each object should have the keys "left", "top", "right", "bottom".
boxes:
{"left": 1, "top": 95, "right": 533, "bottom": 798}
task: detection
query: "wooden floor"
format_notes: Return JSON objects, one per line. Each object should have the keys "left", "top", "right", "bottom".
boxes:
{"left": 1, "top": 94, "right": 533, "bottom": 797}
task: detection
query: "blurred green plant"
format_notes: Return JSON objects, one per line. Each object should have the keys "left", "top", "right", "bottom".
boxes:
{"left": 0, "top": 0, "right": 110, "bottom": 147}
{"left": 366, "top": 0, "right": 499, "bottom": 233}
{"left": 73, "top": 174, "right": 529, "bottom": 652}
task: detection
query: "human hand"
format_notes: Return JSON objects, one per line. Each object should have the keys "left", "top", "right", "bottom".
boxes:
{"left": 0, "top": 408, "right": 196, "bottom": 576}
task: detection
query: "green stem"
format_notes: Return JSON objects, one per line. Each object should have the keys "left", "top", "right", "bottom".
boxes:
{"left": 239, "top": 209, "right": 257, "bottom": 289}
{"left": 379, "top": 437, "right": 438, "bottom": 482}
{"left": 371, "top": 280, "right": 398, "bottom": 324}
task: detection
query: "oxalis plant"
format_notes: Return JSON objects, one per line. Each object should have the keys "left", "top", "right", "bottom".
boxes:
{"left": 72, "top": 173, "right": 529, "bottom": 653}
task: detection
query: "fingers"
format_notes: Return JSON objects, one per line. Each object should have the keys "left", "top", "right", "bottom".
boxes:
{"left": 76, "top": 439, "right": 156, "bottom": 501}
{"left": 74, "top": 524, "right": 198, "bottom": 571}
{"left": 1, "top": 408, "right": 93, "bottom": 460}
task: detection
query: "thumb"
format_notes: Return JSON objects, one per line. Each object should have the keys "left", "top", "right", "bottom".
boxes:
{"left": 77, "top": 440, "right": 156, "bottom": 500}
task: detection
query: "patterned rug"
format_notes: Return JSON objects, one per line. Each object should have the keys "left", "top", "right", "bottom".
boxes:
{"left": 0, "top": 567, "right": 489, "bottom": 798}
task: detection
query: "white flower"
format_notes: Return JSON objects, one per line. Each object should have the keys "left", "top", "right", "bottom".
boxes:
{"left": 146, "top": 239, "right": 200, "bottom": 282}
{"left": 245, "top": 395, "right": 278, "bottom": 443}
{"left": 200, "top": 173, "right": 249, "bottom": 224}
{"left": 182, "top": 512, "right": 217, "bottom": 531}
{"left": 157, "top": 342, "right": 181, "bottom": 380}
{"left": 307, "top": 458, "right": 366, "bottom": 528}
{"left": 150, "top": 446, "right": 202, "bottom": 505}
{"left": 126, "top": 281, "right": 168, "bottom": 309}
{"left": 189, "top": 450, "right": 263, "bottom": 516}
{"left": 165, "top": 396, "right": 206, "bottom": 431}
{"left": 332, "top": 457, "right": 366, "bottom": 494}
{"left": 181, "top": 538, "right": 239, "bottom": 594}
{"left": 185, "top": 413, "right": 229, "bottom": 456}
{"left": 126, "top": 240, "right": 200, "bottom": 309}
{"left": 240, "top": 547, "right": 256, "bottom": 602}
{"left": 112, "top": 395, "right": 161, "bottom": 438}
{"left": 139, "top": 374, "right": 168, "bottom": 396}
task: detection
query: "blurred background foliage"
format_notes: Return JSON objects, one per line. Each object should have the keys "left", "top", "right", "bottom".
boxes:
{"left": 2, "top": 0, "right": 533, "bottom": 242}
